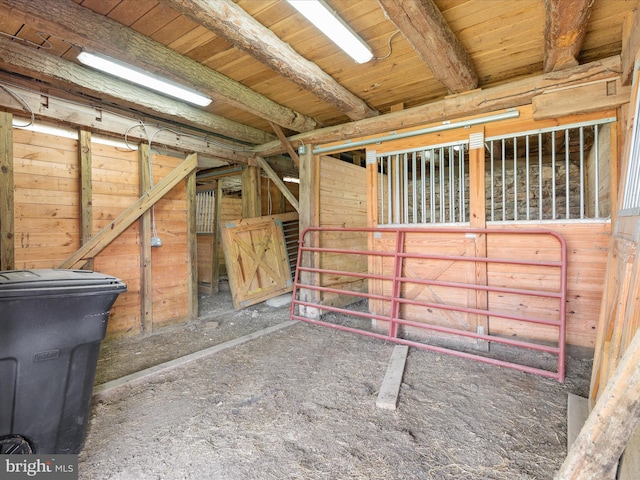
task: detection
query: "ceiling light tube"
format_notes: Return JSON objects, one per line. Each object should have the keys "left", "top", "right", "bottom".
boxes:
{"left": 287, "top": 0, "right": 373, "bottom": 64}
{"left": 77, "top": 51, "right": 212, "bottom": 107}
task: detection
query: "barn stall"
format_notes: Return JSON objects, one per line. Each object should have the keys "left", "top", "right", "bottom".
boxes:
{"left": 0, "top": 0, "right": 639, "bottom": 478}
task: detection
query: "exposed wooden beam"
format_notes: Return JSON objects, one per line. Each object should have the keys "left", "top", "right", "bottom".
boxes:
{"left": 0, "top": 0, "right": 318, "bottom": 133}
{"left": 253, "top": 55, "right": 621, "bottom": 157}
{"left": 0, "top": 36, "right": 274, "bottom": 146}
{"left": 0, "top": 80, "right": 252, "bottom": 166}
{"left": 621, "top": 4, "right": 640, "bottom": 87}
{"left": 59, "top": 153, "right": 198, "bottom": 269}
{"left": 544, "top": 0, "right": 594, "bottom": 73}
{"left": 0, "top": 111, "right": 14, "bottom": 270}
{"left": 377, "top": 0, "right": 477, "bottom": 94}
{"left": 161, "top": 0, "right": 378, "bottom": 121}
{"left": 557, "top": 330, "right": 640, "bottom": 479}
{"left": 270, "top": 122, "right": 300, "bottom": 168}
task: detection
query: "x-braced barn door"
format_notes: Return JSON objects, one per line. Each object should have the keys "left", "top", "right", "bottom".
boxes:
{"left": 221, "top": 214, "right": 295, "bottom": 309}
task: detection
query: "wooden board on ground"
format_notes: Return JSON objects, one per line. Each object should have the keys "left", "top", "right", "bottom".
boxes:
{"left": 221, "top": 213, "right": 296, "bottom": 309}
{"left": 376, "top": 345, "right": 409, "bottom": 410}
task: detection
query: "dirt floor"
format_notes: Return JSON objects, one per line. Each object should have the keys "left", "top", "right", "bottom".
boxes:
{"left": 79, "top": 286, "right": 593, "bottom": 480}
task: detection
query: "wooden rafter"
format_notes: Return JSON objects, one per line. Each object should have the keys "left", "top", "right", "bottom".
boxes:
{"left": 376, "top": 0, "right": 478, "bottom": 94}
{"left": 0, "top": 0, "right": 318, "bottom": 133}
{"left": 161, "top": 0, "right": 378, "bottom": 121}
{"left": 544, "top": 0, "right": 595, "bottom": 72}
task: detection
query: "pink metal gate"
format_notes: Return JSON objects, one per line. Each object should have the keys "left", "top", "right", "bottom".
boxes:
{"left": 290, "top": 226, "right": 567, "bottom": 382}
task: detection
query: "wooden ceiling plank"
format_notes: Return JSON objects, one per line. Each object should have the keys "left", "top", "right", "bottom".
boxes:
{"left": 376, "top": 0, "right": 478, "bottom": 94}
{"left": 544, "top": 0, "right": 595, "bottom": 72}
{"left": 0, "top": 0, "right": 319, "bottom": 133}
{"left": 159, "top": 0, "right": 379, "bottom": 121}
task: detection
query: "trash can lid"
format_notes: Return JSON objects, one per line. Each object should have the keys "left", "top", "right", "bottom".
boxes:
{"left": 0, "top": 269, "right": 126, "bottom": 297}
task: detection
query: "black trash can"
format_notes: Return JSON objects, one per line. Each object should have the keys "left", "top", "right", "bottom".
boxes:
{"left": 0, "top": 269, "right": 126, "bottom": 454}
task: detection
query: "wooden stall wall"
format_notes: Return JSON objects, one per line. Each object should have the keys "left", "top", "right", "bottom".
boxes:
{"left": 90, "top": 142, "right": 141, "bottom": 336}
{"left": 363, "top": 108, "right": 615, "bottom": 349}
{"left": 11, "top": 125, "right": 194, "bottom": 340}
{"left": 13, "top": 129, "right": 81, "bottom": 268}
{"left": 147, "top": 153, "right": 190, "bottom": 329}
{"left": 318, "top": 156, "right": 368, "bottom": 307}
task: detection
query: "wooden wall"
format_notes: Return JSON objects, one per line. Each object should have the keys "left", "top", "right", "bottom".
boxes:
{"left": 9, "top": 126, "right": 193, "bottom": 339}
{"left": 360, "top": 108, "right": 616, "bottom": 349}
{"left": 317, "top": 156, "right": 368, "bottom": 307}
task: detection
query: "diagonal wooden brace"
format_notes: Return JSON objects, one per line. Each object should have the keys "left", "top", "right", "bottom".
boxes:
{"left": 59, "top": 153, "right": 198, "bottom": 269}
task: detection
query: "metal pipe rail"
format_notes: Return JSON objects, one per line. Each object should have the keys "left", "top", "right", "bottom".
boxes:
{"left": 290, "top": 226, "right": 567, "bottom": 382}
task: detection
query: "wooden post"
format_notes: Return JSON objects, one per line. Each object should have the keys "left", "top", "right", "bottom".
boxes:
{"left": 79, "top": 129, "right": 94, "bottom": 271}
{"left": 468, "top": 128, "right": 489, "bottom": 351}
{"left": 139, "top": 143, "right": 153, "bottom": 334}
{"left": 242, "top": 164, "right": 261, "bottom": 218}
{"left": 211, "top": 180, "right": 223, "bottom": 293}
{"left": 187, "top": 166, "right": 198, "bottom": 319}
{"left": 298, "top": 145, "right": 320, "bottom": 319}
{"left": 556, "top": 330, "right": 640, "bottom": 479}
{"left": 0, "top": 111, "right": 14, "bottom": 271}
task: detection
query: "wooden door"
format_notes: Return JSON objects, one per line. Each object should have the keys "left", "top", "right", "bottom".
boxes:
{"left": 221, "top": 214, "right": 294, "bottom": 309}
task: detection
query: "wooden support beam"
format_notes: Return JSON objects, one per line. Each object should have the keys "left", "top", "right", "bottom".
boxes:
{"left": 241, "top": 165, "right": 261, "bottom": 218}
{"left": 468, "top": 128, "right": 489, "bottom": 351}
{"left": 544, "top": 0, "right": 594, "bottom": 73}
{"left": 377, "top": 0, "right": 478, "bottom": 94}
{"left": 297, "top": 146, "right": 320, "bottom": 319}
{"left": 162, "top": 0, "right": 378, "bottom": 121}
{"left": 79, "top": 129, "right": 93, "bottom": 271}
{"left": 270, "top": 122, "right": 300, "bottom": 168}
{"left": 211, "top": 180, "right": 223, "bottom": 293}
{"left": 556, "top": 330, "right": 640, "bottom": 479}
{"left": 253, "top": 56, "right": 621, "bottom": 157}
{"left": 621, "top": 7, "right": 640, "bottom": 87}
{"left": 0, "top": 82, "right": 256, "bottom": 165}
{"left": 59, "top": 153, "right": 198, "bottom": 269}
{"left": 0, "top": 0, "right": 318, "bottom": 133}
{"left": 0, "top": 111, "right": 13, "bottom": 270}
{"left": 139, "top": 143, "right": 153, "bottom": 334}
{"left": 187, "top": 168, "right": 198, "bottom": 320}
{"left": 533, "top": 78, "right": 631, "bottom": 120}
{"left": 255, "top": 156, "right": 299, "bottom": 213}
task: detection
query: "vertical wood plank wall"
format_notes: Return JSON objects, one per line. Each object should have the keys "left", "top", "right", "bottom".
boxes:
{"left": 11, "top": 128, "right": 192, "bottom": 339}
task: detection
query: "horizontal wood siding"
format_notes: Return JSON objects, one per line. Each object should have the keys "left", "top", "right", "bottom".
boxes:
{"left": 11, "top": 128, "right": 195, "bottom": 339}
{"left": 369, "top": 223, "right": 609, "bottom": 348}
{"left": 91, "top": 143, "right": 140, "bottom": 337}
{"left": 149, "top": 153, "right": 190, "bottom": 328}
{"left": 13, "top": 130, "right": 80, "bottom": 268}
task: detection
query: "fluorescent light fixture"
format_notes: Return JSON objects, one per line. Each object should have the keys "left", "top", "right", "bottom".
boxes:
{"left": 77, "top": 51, "right": 212, "bottom": 107}
{"left": 16, "top": 121, "right": 77, "bottom": 139}
{"left": 287, "top": 0, "right": 373, "bottom": 64}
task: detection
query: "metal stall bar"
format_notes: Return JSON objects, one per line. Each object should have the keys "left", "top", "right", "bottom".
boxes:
{"left": 290, "top": 226, "right": 567, "bottom": 381}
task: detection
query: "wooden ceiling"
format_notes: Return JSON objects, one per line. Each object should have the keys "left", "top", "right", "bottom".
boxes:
{"left": 0, "top": 0, "right": 636, "bottom": 152}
